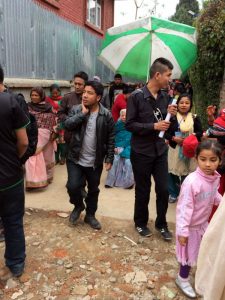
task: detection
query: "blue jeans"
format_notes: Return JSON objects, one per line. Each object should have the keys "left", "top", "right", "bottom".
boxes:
{"left": 66, "top": 159, "right": 103, "bottom": 215}
{"left": 0, "top": 181, "right": 26, "bottom": 275}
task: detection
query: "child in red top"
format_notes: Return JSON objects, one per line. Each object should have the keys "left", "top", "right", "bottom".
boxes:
{"left": 111, "top": 86, "right": 135, "bottom": 122}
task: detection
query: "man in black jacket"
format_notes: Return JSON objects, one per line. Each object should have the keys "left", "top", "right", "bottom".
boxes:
{"left": 58, "top": 71, "right": 88, "bottom": 144}
{"left": 64, "top": 81, "right": 115, "bottom": 230}
{"left": 126, "top": 57, "right": 177, "bottom": 240}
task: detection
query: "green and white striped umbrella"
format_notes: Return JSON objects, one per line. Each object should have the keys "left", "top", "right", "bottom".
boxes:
{"left": 98, "top": 16, "right": 197, "bottom": 80}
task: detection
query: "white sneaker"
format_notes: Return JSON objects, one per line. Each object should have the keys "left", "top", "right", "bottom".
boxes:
{"left": 168, "top": 195, "right": 177, "bottom": 203}
{"left": 175, "top": 276, "right": 197, "bottom": 299}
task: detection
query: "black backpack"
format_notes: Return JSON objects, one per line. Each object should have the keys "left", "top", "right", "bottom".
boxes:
{"left": 15, "top": 93, "right": 38, "bottom": 164}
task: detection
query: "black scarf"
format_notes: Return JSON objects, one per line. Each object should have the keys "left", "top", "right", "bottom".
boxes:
{"left": 28, "top": 101, "right": 52, "bottom": 113}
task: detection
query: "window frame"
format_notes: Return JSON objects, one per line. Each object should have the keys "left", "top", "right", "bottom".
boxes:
{"left": 87, "top": 0, "right": 102, "bottom": 29}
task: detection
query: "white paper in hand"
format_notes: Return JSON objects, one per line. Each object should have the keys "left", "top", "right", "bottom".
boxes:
{"left": 158, "top": 98, "right": 177, "bottom": 138}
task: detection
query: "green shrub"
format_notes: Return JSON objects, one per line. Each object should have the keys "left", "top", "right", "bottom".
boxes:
{"left": 190, "top": 0, "right": 225, "bottom": 128}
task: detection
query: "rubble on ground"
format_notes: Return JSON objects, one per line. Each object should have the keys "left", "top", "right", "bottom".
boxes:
{"left": 0, "top": 209, "right": 199, "bottom": 299}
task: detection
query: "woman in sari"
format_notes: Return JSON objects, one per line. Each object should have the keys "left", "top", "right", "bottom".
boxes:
{"left": 25, "top": 87, "right": 56, "bottom": 189}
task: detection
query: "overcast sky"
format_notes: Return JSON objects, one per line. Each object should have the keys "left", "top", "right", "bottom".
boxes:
{"left": 114, "top": 0, "right": 202, "bottom": 26}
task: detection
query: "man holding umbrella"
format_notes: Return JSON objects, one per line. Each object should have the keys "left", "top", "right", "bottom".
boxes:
{"left": 126, "top": 57, "right": 177, "bottom": 240}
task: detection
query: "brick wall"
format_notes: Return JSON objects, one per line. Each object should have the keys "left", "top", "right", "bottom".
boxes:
{"left": 103, "top": 0, "right": 114, "bottom": 32}
{"left": 34, "top": 0, "right": 114, "bottom": 37}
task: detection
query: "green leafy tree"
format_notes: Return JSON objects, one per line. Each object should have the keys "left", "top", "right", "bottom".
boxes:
{"left": 190, "top": 0, "right": 225, "bottom": 127}
{"left": 170, "top": 0, "right": 199, "bottom": 26}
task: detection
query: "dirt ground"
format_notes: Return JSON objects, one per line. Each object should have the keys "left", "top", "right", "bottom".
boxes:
{"left": 25, "top": 164, "right": 176, "bottom": 223}
{"left": 0, "top": 210, "right": 201, "bottom": 300}
{"left": 0, "top": 165, "right": 202, "bottom": 299}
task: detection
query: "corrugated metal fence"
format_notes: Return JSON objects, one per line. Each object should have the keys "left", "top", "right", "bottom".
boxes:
{"left": 0, "top": 0, "right": 113, "bottom": 82}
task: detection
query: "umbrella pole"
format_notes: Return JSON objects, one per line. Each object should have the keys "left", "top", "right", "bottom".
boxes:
{"left": 146, "top": 32, "right": 152, "bottom": 82}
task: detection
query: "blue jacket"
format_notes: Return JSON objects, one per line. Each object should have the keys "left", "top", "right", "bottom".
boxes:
{"left": 115, "top": 119, "right": 131, "bottom": 159}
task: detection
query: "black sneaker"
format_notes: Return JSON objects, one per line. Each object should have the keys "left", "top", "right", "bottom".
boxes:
{"left": 135, "top": 226, "right": 152, "bottom": 237}
{"left": 155, "top": 226, "right": 172, "bottom": 241}
{"left": 105, "top": 185, "right": 112, "bottom": 188}
{"left": 69, "top": 205, "right": 85, "bottom": 225}
{"left": 84, "top": 215, "right": 101, "bottom": 230}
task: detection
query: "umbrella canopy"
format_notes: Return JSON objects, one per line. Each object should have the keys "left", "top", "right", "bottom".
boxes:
{"left": 98, "top": 16, "right": 197, "bottom": 80}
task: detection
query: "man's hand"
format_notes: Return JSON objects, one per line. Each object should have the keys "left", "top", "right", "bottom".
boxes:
{"left": 82, "top": 101, "right": 89, "bottom": 114}
{"left": 15, "top": 127, "right": 28, "bottom": 158}
{"left": 168, "top": 104, "right": 177, "bottom": 116}
{"left": 178, "top": 236, "right": 188, "bottom": 246}
{"left": 105, "top": 163, "right": 112, "bottom": 171}
{"left": 154, "top": 120, "right": 170, "bottom": 131}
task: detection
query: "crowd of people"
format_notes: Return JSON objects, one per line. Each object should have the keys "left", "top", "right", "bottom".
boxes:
{"left": 0, "top": 57, "right": 225, "bottom": 299}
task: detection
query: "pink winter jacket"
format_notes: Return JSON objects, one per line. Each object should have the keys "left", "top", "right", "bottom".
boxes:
{"left": 176, "top": 167, "right": 222, "bottom": 237}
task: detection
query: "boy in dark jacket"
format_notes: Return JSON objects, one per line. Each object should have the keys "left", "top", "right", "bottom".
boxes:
{"left": 64, "top": 80, "right": 115, "bottom": 230}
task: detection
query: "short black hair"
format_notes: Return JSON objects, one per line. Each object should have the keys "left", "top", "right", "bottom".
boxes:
{"left": 177, "top": 93, "right": 193, "bottom": 111}
{"left": 0, "top": 64, "right": 4, "bottom": 83}
{"left": 85, "top": 80, "right": 104, "bottom": 97}
{"left": 174, "top": 82, "right": 186, "bottom": 94}
{"left": 50, "top": 83, "right": 61, "bottom": 93}
{"left": 196, "top": 140, "right": 223, "bottom": 160}
{"left": 74, "top": 71, "right": 88, "bottom": 82}
{"left": 123, "top": 85, "right": 135, "bottom": 94}
{"left": 149, "top": 57, "right": 173, "bottom": 79}
{"left": 114, "top": 73, "right": 122, "bottom": 79}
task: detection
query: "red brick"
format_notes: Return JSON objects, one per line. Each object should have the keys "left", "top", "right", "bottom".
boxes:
{"left": 33, "top": 0, "right": 114, "bottom": 37}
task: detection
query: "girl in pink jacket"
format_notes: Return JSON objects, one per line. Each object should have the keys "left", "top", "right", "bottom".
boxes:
{"left": 175, "top": 140, "right": 223, "bottom": 299}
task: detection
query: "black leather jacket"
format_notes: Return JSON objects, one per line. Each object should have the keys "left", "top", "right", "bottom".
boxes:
{"left": 64, "top": 103, "right": 115, "bottom": 167}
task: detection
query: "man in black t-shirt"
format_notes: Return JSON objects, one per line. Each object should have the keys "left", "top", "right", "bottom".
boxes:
{"left": 0, "top": 65, "right": 29, "bottom": 282}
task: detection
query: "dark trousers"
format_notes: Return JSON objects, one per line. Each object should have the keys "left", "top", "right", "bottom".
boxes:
{"left": 55, "top": 143, "right": 67, "bottom": 162}
{"left": 0, "top": 217, "right": 3, "bottom": 229}
{"left": 168, "top": 173, "right": 186, "bottom": 198}
{"left": 0, "top": 181, "right": 26, "bottom": 274}
{"left": 66, "top": 159, "right": 103, "bottom": 215}
{"left": 131, "top": 150, "right": 169, "bottom": 229}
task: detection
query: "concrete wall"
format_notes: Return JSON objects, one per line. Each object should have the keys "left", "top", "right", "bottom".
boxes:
{"left": 4, "top": 78, "right": 72, "bottom": 101}
{"left": 4, "top": 78, "right": 110, "bottom": 103}
{"left": 0, "top": 0, "right": 114, "bottom": 83}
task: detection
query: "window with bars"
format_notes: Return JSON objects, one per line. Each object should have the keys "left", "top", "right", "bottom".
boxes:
{"left": 87, "top": 0, "right": 102, "bottom": 29}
